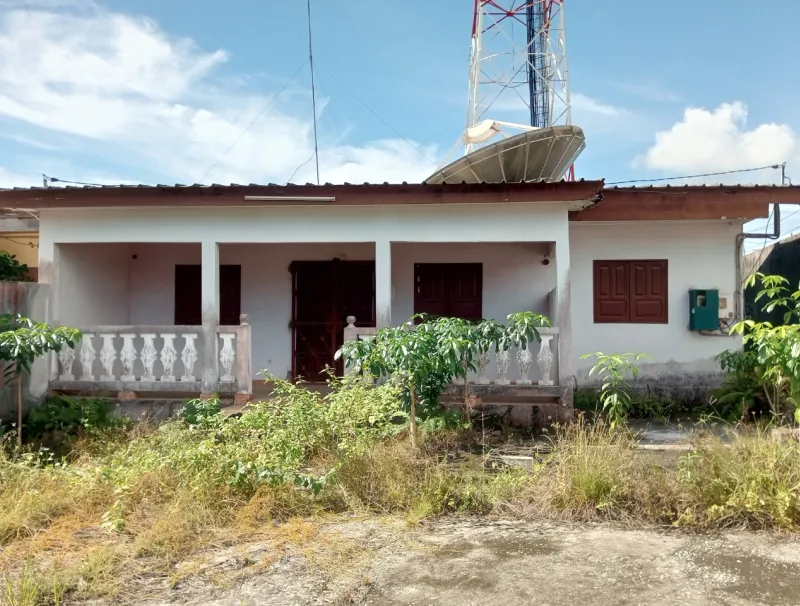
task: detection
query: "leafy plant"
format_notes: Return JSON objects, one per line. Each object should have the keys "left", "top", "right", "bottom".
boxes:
{"left": 335, "top": 312, "right": 550, "bottom": 447}
{"left": 711, "top": 350, "right": 764, "bottom": 421}
{"left": 26, "top": 395, "right": 117, "bottom": 437}
{"left": 179, "top": 397, "right": 222, "bottom": 429}
{"left": 0, "top": 315, "right": 80, "bottom": 445}
{"left": 0, "top": 252, "right": 30, "bottom": 282}
{"left": 580, "top": 352, "right": 650, "bottom": 427}
{"left": 728, "top": 273, "right": 800, "bottom": 424}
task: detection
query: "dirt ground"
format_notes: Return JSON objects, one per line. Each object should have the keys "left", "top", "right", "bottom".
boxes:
{"left": 99, "top": 518, "right": 800, "bottom": 606}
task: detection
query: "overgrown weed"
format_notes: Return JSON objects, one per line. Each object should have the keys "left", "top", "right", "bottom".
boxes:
{"left": 3, "top": 377, "right": 800, "bottom": 603}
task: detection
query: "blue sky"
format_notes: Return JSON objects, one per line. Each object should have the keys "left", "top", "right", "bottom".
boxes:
{"left": 0, "top": 0, "right": 798, "bottom": 237}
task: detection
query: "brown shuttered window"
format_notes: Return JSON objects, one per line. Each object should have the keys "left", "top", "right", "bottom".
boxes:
{"left": 593, "top": 260, "right": 667, "bottom": 324}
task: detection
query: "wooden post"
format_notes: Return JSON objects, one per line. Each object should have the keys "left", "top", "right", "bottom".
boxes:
{"left": 409, "top": 388, "right": 418, "bottom": 449}
{"left": 16, "top": 369, "right": 22, "bottom": 447}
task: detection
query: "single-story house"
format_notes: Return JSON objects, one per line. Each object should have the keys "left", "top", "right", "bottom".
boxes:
{"left": 0, "top": 180, "right": 791, "bottom": 422}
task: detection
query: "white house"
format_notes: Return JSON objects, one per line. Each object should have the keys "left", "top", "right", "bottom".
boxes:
{"left": 0, "top": 180, "right": 785, "bottom": 423}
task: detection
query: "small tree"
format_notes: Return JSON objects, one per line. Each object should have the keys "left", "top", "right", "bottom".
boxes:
{"left": 580, "top": 352, "right": 650, "bottom": 427}
{"left": 0, "top": 314, "right": 80, "bottom": 445}
{"left": 727, "top": 273, "right": 800, "bottom": 423}
{"left": 336, "top": 311, "right": 550, "bottom": 447}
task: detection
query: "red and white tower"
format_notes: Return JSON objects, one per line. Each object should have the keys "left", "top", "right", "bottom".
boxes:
{"left": 425, "top": 0, "right": 582, "bottom": 184}
{"left": 466, "top": 0, "right": 575, "bottom": 178}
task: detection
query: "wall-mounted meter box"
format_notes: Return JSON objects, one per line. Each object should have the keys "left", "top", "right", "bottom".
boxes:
{"left": 688, "top": 289, "right": 720, "bottom": 331}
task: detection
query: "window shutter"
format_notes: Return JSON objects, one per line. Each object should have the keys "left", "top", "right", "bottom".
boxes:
{"left": 629, "top": 260, "right": 668, "bottom": 323}
{"left": 593, "top": 260, "right": 630, "bottom": 323}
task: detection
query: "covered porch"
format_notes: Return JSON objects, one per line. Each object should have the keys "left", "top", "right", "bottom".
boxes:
{"left": 47, "top": 237, "right": 572, "bottom": 407}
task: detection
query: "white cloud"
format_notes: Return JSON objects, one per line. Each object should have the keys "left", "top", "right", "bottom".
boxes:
{"left": 0, "top": 3, "right": 437, "bottom": 185}
{"left": 639, "top": 102, "right": 796, "bottom": 179}
{"left": 571, "top": 93, "right": 622, "bottom": 117}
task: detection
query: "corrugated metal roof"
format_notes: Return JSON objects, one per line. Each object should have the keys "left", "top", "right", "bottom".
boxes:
{"left": 609, "top": 183, "right": 800, "bottom": 190}
{"left": 4, "top": 180, "right": 798, "bottom": 193}
{"left": 0, "top": 178, "right": 604, "bottom": 192}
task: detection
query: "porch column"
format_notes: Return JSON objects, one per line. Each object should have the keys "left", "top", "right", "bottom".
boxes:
{"left": 200, "top": 240, "right": 220, "bottom": 394}
{"left": 554, "top": 236, "right": 573, "bottom": 405}
{"left": 375, "top": 240, "right": 392, "bottom": 327}
{"left": 34, "top": 237, "right": 58, "bottom": 393}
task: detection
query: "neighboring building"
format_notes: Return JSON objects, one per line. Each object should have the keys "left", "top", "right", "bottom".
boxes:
{"left": 743, "top": 231, "right": 800, "bottom": 325}
{"left": 0, "top": 180, "right": 788, "bottom": 422}
{"left": 0, "top": 214, "right": 40, "bottom": 281}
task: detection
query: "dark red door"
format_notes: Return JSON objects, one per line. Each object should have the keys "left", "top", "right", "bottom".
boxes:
{"left": 414, "top": 263, "right": 483, "bottom": 321}
{"left": 290, "top": 260, "right": 375, "bottom": 381}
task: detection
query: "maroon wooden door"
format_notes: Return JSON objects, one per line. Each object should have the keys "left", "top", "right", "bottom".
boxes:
{"left": 290, "top": 260, "right": 375, "bottom": 381}
{"left": 414, "top": 263, "right": 483, "bottom": 321}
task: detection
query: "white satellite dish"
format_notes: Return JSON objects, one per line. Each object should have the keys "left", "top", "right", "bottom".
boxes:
{"left": 424, "top": 124, "right": 586, "bottom": 185}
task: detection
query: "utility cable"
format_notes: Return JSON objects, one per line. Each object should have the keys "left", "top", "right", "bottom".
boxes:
{"left": 43, "top": 175, "right": 105, "bottom": 187}
{"left": 319, "top": 66, "right": 438, "bottom": 167}
{"left": 0, "top": 235, "right": 38, "bottom": 248}
{"left": 284, "top": 151, "right": 318, "bottom": 185}
{"left": 307, "top": 0, "right": 320, "bottom": 185}
{"left": 607, "top": 164, "right": 783, "bottom": 185}
{"left": 317, "top": 66, "right": 353, "bottom": 168}
{"left": 199, "top": 59, "right": 309, "bottom": 183}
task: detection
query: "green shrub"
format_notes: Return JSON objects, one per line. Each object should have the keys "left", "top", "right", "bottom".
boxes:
{"left": 178, "top": 397, "right": 222, "bottom": 428}
{"left": 26, "top": 396, "right": 119, "bottom": 438}
{"left": 103, "top": 376, "right": 407, "bottom": 502}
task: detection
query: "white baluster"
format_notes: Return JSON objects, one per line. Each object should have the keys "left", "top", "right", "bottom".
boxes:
{"left": 181, "top": 333, "right": 198, "bottom": 381}
{"left": 516, "top": 346, "right": 533, "bottom": 385}
{"left": 119, "top": 333, "right": 137, "bottom": 382}
{"left": 219, "top": 333, "right": 236, "bottom": 382}
{"left": 79, "top": 335, "right": 96, "bottom": 381}
{"left": 99, "top": 333, "right": 117, "bottom": 381}
{"left": 58, "top": 345, "right": 76, "bottom": 381}
{"left": 537, "top": 335, "right": 555, "bottom": 386}
{"left": 476, "top": 351, "right": 490, "bottom": 385}
{"left": 494, "top": 348, "right": 510, "bottom": 385}
{"left": 140, "top": 333, "right": 158, "bottom": 382}
{"left": 160, "top": 333, "right": 177, "bottom": 382}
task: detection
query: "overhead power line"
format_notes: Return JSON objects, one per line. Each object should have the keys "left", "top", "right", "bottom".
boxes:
{"left": 319, "top": 66, "right": 438, "bottom": 168}
{"left": 43, "top": 175, "right": 105, "bottom": 187}
{"left": 199, "top": 59, "right": 309, "bottom": 183}
{"left": 607, "top": 164, "right": 783, "bottom": 185}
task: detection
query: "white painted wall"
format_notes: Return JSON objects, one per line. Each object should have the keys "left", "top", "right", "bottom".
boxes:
{"left": 38, "top": 203, "right": 569, "bottom": 244}
{"left": 570, "top": 221, "right": 742, "bottom": 379}
{"left": 58, "top": 243, "right": 131, "bottom": 326}
{"left": 390, "top": 242, "right": 553, "bottom": 323}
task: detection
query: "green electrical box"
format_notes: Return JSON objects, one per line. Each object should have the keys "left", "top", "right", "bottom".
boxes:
{"left": 688, "top": 289, "right": 720, "bottom": 331}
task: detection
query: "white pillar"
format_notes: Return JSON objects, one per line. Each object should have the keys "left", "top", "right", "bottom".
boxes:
{"left": 200, "top": 240, "right": 219, "bottom": 393}
{"left": 375, "top": 240, "right": 392, "bottom": 327}
{"left": 36, "top": 237, "right": 59, "bottom": 388}
{"left": 554, "top": 236, "right": 573, "bottom": 402}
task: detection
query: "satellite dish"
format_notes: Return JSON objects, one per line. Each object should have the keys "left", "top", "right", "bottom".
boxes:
{"left": 424, "top": 124, "right": 586, "bottom": 185}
